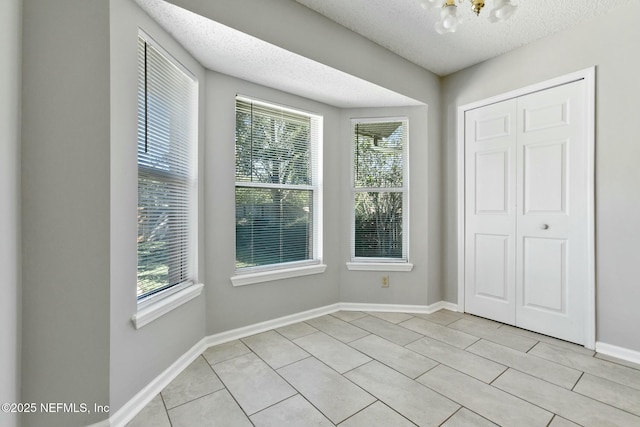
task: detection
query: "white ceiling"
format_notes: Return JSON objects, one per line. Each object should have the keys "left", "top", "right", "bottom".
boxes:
{"left": 135, "top": 0, "right": 632, "bottom": 108}
{"left": 294, "top": 0, "right": 633, "bottom": 76}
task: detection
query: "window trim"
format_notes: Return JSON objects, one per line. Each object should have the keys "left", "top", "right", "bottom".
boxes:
{"left": 132, "top": 283, "right": 204, "bottom": 329}
{"left": 350, "top": 117, "right": 410, "bottom": 264}
{"left": 233, "top": 96, "right": 324, "bottom": 281}
{"left": 231, "top": 263, "right": 327, "bottom": 287}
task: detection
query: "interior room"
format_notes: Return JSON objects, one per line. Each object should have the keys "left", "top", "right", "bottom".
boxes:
{"left": 1, "top": 0, "right": 639, "bottom": 426}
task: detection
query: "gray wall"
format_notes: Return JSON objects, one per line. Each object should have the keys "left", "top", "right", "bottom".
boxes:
{"left": 442, "top": 1, "right": 640, "bottom": 352}
{"left": 109, "top": 0, "right": 207, "bottom": 414}
{"left": 204, "top": 72, "right": 342, "bottom": 334}
{"left": 21, "top": 0, "right": 111, "bottom": 426}
{"left": 0, "top": 0, "right": 22, "bottom": 426}
{"left": 339, "top": 105, "right": 443, "bottom": 305}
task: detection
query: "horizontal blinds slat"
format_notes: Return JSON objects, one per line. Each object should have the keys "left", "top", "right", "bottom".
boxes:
{"left": 137, "top": 35, "right": 197, "bottom": 298}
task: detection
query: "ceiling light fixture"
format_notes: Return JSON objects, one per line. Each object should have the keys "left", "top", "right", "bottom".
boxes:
{"left": 420, "top": 0, "right": 517, "bottom": 34}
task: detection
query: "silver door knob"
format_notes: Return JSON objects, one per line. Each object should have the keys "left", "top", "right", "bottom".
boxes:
{"left": 540, "top": 224, "right": 550, "bottom": 230}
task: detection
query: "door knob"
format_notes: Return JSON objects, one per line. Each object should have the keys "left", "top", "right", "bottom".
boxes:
{"left": 540, "top": 224, "right": 550, "bottom": 230}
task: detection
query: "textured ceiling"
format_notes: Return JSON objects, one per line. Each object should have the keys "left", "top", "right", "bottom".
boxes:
{"left": 294, "top": 0, "right": 634, "bottom": 76}
{"left": 134, "top": 0, "right": 633, "bottom": 108}
{"left": 135, "top": 0, "right": 423, "bottom": 108}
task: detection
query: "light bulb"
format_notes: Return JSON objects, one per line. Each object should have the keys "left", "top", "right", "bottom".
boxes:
{"left": 489, "top": 0, "right": 517, "bottom": 23}
{"left": 435, "top": 5, "right": 459, "bottom": 34}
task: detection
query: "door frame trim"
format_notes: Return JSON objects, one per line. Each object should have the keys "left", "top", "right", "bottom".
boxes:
{"left": 456, "top": 67, "right": 596, "bottom": 349}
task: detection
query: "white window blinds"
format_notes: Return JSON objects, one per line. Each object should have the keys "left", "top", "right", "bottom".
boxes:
{"left": 235, "top": 97, "right": 322, "bottom": 271}
{"left": 352, "top": 119, "right": 408, "bottom": 261}
{"left": 137, "top": 35, "right": 197, "bottom": 299}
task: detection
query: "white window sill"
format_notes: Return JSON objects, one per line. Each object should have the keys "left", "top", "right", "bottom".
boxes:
{"left": 346, "top": 262, "right": 414, "bottom": 272}
{"left": 231, "top": 264, "right": 327, "bottom": 287}
{"left": 131, "top": 283, "right": 204, "bottom": 329}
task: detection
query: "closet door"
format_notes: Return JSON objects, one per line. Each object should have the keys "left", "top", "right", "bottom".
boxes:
{"left": 464, "top": 99, "right": 517, "bottom": 325}
{"left": 515, "top": 80, "right": 588, "bottom": 344}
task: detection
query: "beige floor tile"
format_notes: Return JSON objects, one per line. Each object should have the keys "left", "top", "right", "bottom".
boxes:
{"left": 161, "top": 356, "right": 224, "bottom": 409}
{"left": 573, "top": 373, "right": 640, "bottom": 416}
{"left": 126, "top": 394, "right": 170, "bottom": 427}
{"left": 276, "top": 321, "right": 318, "bottom": 340}
{"left": 349, "top": 334, "right": 438, "bottom": 378}
{"left": 346, "top": 361, "right": 459, "bottom": 427}
{"left": 529, "top": 342, "right": 640, "bottom": 391}
{"left": 242, "top": 330, "right": 309, "bottom": 369}
{"left": 448, "top": 318, "right": 537, "bottom": 352}
{"left": 213, "top": 352, "right": 296, "bottom": 415}
{"left": 351, "top": 315, "right": 422, "bottom": 346}
{"left": 417, "top": 365, "right": 553, "bottom": 427}
{"left": 412, "top": 310, "right": 463, "bottom": 326}
{"left": 407, "top": 337, "right": 506, "bottom": 383}
{"left": 493, "top": 368, "right": 640, "bottom": 427}
{"left": 305, "top": 315, "right": 369, "bottom": 343}
{"left": 331, "top": 310, "right": 368, "bottom": 322}
{"left": 277, "top": 357, "right": 376, "bottom": 424}
{"left": 365, "top": 311, "right": 414, "bottom": 324}
{"left": 441, "top": 408, "right": 498, "bottom": 427}
{"left": 467, "top": 339, "right": 581, "bottom": 388}
{"left": 548, "top": 416, "right": 581, "bottom": 427}
{"left": 339, "top": 401, "right": 415, "bottom": 427}
{"left": 294, "top": 331, "right": 371, "bottom": 373}
{"left": 399, "top": 317, "right": 479, "bottom": 349}
{"left": 202, "top": 340, "right": 252, "bottom": 365}
{"left": 250, "top": 394, "right": 333, "bottom": 427}
{"left": 167, "top": 389, "right": 252, "bottom": 427}
{"left": 461, "top": 314, "right": 503, "bottom": 328}
{"left": 498, "top": 324, "right": 595, "bottom": 356}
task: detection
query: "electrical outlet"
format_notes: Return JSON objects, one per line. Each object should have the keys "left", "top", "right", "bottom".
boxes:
{"left": 381, "top": 275, "right": 390, "bottom": 288}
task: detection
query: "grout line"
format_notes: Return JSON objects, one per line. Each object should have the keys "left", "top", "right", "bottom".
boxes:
{"left": 159, "top": 392, "right": 173, "bottom": 427}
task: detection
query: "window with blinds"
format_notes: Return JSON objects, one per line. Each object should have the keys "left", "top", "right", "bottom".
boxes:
{"left": 137, "top": 34, "right": 197, "bottom": 299}
{"left": 352, "top": 119, "right": 408, "bottom": 261}
{"left": 235, "top": 97, "right": 322, "bottom": 272}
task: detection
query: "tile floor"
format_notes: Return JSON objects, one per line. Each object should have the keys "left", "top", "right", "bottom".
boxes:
{"left": 127, "top": 310, "right": 640, "bottom": 427}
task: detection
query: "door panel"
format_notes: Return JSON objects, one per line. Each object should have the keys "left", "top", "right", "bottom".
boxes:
{"left": 474, "top": 234, "right": 510, "bottom": 301}
{"left": 522, "top": 237, "right": 567, "bottom": 313}
{"left": 523, "top": 141, "right": 567, "bottom": 214}
{"left": 475, "top": 150, "right": 509, "bottom": 214}
{"left": 465, "top": 99, "right": 517, "bottom": 325}
{"left": 515, "top": 80, "right": 587, "bottom": 344}
{"left": 523, "top": 99, "right": 569, "bottom": 132}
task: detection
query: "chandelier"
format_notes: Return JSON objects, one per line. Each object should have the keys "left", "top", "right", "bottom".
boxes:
{"left": 420, "top": 0, "right": 518, "bottom": 34}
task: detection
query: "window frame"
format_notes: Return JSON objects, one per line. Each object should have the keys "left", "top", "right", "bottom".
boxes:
{"left": 348, "top": 117, "right": 411, "bottom": 269}
{"left": 135, "top": 30, "right": 200, "bottom": 309}
{"left": 232, "top": 96, "right": 325, "bottom": 286}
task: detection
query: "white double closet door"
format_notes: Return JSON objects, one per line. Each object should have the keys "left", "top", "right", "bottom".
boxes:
{"left": 464, "top": 80, "right": 589, "bottom": 345}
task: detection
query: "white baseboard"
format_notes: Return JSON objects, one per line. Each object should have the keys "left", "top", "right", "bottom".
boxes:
{"left": 106, "top": 337, "right": 208, "bottom": 427}
{"left": 101, "top": 300, "right": 458, "bottom": 426}
{"left": 595, "top": 341, "right": 640, "bottom": 366}
{"left": 339, "top": 301, "right": 458, "bottom": 314}
{"left": 202, "top": 303, "right": 341, "bottom": 348}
